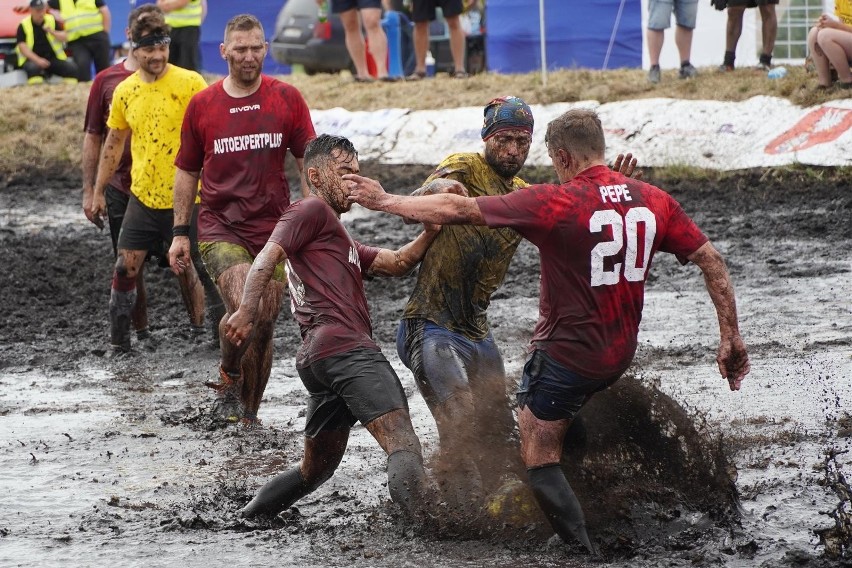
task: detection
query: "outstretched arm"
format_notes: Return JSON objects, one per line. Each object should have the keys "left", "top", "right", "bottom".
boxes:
{"left": 688, "top": 242, "right": 750, "bottom": 391}
{"left": 344, "top": 173, "right": 484, "bottom": 225}
{"left": 224, "top": 241, "right": 287, "bottom": 347}
{"left": 367, "top": 225, "right": 441, "bottom": 277}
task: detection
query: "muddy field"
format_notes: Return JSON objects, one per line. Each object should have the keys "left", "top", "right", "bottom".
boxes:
{"left": 1, "top": 163, "right": 851, "bottom": 567}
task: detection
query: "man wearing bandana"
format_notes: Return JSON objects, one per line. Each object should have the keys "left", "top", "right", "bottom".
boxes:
{"left": 394, "top": 96, "right": 535, "bottom": 517}
{"left": 90, "top": 9, "right": 209, "bottom": 354}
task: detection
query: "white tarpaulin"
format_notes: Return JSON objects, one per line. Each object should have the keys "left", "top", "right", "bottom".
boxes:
{"left": 310, "top": 96, "right": 852, "bottom": 170}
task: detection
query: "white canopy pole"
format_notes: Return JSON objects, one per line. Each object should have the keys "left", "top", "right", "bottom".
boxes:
{"left": 603, "top": 0, "right": 627, "bottom": 70}
{"left": 539, "top": 0, "right": 547, "bottom": 85}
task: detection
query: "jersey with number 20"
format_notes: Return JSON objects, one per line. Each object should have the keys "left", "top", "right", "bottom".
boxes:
{"left": 476, "top": 164, "right": 708, "bottom": 381}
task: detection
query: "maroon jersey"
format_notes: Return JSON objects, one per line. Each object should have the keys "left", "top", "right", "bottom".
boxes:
{"left": 83, "top": 61, "right": 133, "bottom": 194}
{"left": 477, "top": 165, "right": 708, "bottom": 380}
{"left": 269, "top": 197, "right": 381, "bottom": 368}
{"left": 176, "top": 75, "right": 316, "bottom": 255}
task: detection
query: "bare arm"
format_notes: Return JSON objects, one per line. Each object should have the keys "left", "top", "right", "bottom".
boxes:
{"left": 99, "top": 5, "right": 110, "bottom": 34}
{"left": 367, "top": 226, "right": 441, "bottom": 277}
{"left": 44, "top": 24, "right": 68, "bottom": 42}
{"left": 345, "top": 173, "right": 484, "bottom": 225}
{"left": 687, "top": 241, "right": 750, "bottom": 391}
{"left": 224, "top": 242, "right": 287, "bottom": 347}
{"left": 92, "top": 127, "right": 130, "bottom": 221}
{"left": 168, "top": 168, "right": 200, "bottom": 275}
{"left": 17, "top": 41, "right": 48, "bottom": 67}
{"left": 81, "top": 132, "right": 103, "bottom": 227}
{"left": 295, "top": 157, "right": 309, "bottom": 198}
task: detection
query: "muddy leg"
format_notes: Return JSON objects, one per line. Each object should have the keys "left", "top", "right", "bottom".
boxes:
{"left": 519, "top": 406, "right": 596, "bottom": 555}
{"left": 175, "top": 258, "right": 205, "bottom": 328}
{"left": 432, "top": 391, "right": 485, "bottom": 510}
{"left": 365, "top": 408, "right": 425, "bottom": 516}
{"left": 110, "top": 250, "right": 146, "bottom": 351}
{"left": 131, "top": 270, "right": 148, "bottom": 334}
{"left": 242, "top": 429, "right": 348, "bottom": 517}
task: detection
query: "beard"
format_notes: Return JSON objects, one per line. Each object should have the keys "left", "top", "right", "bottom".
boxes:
{"left": 228, "top": 58, "right": 262, "bottom": 86}
{"left": 484, "top": 147, "right": 523, "bottom": 179}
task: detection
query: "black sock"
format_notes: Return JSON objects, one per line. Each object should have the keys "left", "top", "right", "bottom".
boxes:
{"left": 527, "top": 464, "right": 596, "bottom": 555}
{"left": 759, "top": 53, "right": 772, "bottom": 66}
{"left": 680, "top": 60, "right": 691, "bottom": 68}
{"left": 241, "top": 467, "right": 311, "bottom": 518}
{"left": 723, "top": 50, "right": 735, "bottom": 66}
{"left": 387, "top": 450, "right": 425, "bottom": 515}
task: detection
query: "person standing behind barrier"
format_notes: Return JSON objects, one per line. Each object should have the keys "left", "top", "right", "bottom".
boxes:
{"left": 322, "top": 0, "right": 392, "bottom": 82}
{"left": 15, "top": 0, "right": 78, "bottom": 84}
{"left": 157, "top": 0, "right": 203, "bottom": 71}
{"left": 718, "top": 0, "right": 777, "bottom": 71}
{"left": 90, "top": 9, "right": 209, "bottom": 353}
{"left": 408, "top": 0, "right": 469, "bottom": 79}
{"left": 46, "top": 0, "right": 111, "bottom": 81}
{"left": 646, "top": 0, "right": 699, "bottom": 84}
{"left": 170, "top": 13, "right": 316, "bottom": 426}
{"left": 81, "top": 4, "right": 161, "bottom": 346}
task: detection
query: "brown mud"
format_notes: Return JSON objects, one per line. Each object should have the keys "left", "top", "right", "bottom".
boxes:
{"left": 1, "top": 163, "right": 851, "bottom": 567}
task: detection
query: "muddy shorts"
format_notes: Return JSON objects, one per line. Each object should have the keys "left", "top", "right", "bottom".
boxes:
{"left": 106, "top": 186, "right": 167, "bottom": 260}
{"left": 116, "top": 195, "right": 177, "bottom": 252}
{"left": 647, "top": 0, "right": 699, "bottom": 30}
{"left": 517, "top": 350, "right": 620, "bottom": 421}
{"left": 298, "top": 347, "right": 409, "bottom": 438}
{"left": 197, "top": 241, "right": 287, "bottom": 284}
{"left": 396, "top": 318, "right": 505, "bottom": 407}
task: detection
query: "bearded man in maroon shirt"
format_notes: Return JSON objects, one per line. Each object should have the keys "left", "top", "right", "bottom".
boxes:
{"left": 344, "top": 108, "right": 751, "bottom": 555}
{"left": 170, "top": 14, "right": 316, "bottom": 426}
{"left": 228, "top": 134, "right": 444, "bottom": 519}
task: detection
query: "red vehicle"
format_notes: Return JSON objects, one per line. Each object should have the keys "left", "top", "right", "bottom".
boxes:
{"left": 0, "top": 0, "right": 27, "bottom": 73}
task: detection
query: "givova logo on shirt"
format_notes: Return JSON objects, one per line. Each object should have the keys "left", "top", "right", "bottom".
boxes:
{"left": 213, "top": 132, "right": 283, "bottom": 154}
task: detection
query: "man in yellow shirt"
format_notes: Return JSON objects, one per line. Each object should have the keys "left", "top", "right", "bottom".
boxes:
{"left": 91, "top": 8, "right": 208, "bottom": 353}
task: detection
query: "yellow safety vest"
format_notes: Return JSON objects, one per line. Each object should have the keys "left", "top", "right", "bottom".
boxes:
{"left": 837, "top": 0, "right": 852, "bottom": 25}
{"left": 165, "top": 0, "right": 202, "bottom": 28}
{"left": 57, "top": 0, "right": 104, "bottom": 42}
{"left": 16, "top": 14, "right": 67, "bottom": 66}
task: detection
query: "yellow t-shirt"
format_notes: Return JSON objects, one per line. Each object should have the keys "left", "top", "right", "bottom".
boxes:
{"left": 107, "top": 65, "right": 207, "bottom": 209}
{"left": 837, "top": 0, "right": 852, "bottom": 25}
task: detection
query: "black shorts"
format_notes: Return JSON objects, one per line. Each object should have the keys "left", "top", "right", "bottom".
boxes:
{"left": 116, "top": 196, "right": 200, "bottom": 256}
{"left": 332, "top": 0, "right": 381, "bottom": 12}
{"left": 298, "top": 347, "right": 409, "bottom": 438}
{"left": 105, "top": 185, "right": 130, "bottom": 256}
{"left": 727, "top": 0, "right": 778, "bottom": 7}
{"left": 411, "top": 0, "right": 463, "bottom": 22}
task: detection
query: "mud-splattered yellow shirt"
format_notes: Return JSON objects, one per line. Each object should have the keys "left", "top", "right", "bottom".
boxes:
{"left": 107, "top": 65, "right": 206, "bottom": 209}
{"left": 402, "top": 153, "right": 527, "bottom": 340}
{"left": 837, "top": 0, "right": 852, "bottom": 24}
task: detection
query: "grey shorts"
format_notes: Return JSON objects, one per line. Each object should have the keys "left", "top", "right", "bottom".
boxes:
{"left": 298, "top": 348, "right": 409, "bottom": 438}
{"left": 648, "top": 0, "right": 699, "bottom": 30}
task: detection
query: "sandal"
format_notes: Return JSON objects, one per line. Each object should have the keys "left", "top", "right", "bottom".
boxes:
{"left": 406, "top": 71, "right": 426, "bottom": 81}
{"left": 450, "top": 70, "right": 470, "bottom": 79}
{"left": 353, "top": 75, "right": 375, "bottom": 83}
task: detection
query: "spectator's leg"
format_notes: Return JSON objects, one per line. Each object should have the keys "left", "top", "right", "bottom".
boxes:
{"left": 71, "top": 39, "right": 94, "bottom": 82}
{"left": 92, "top": 31, "right": 111, "bottom": 75}
{"left": 758, "top": 3, "right": 777, "bottom": 64}
{"left": 445, "top": 14, "right": 466, "bottom": 75}
{"left": 647, "top": 28, "right": 665, "bottom": 67}
{"left": 808, "top": 26, "right": 833, "bottom": 87}
{"left": 817, "top": 28, "right": 852, "bottom": 83}
{"left": 339, "top": 8, "right": 370, "bottom": 79}
{"left": 47, "top": 58, "right": 79, "bottom": 82}
{"left": 21, "top": 60, "right": 45, "bottom": 83}
{"left": 675, "top": 24, "right": 694, "bottom": 64}
{"left": 361, "top": 7, "right": 388, "bottom": 78}
{"left": 412, "top": 20, "right": 429, "bottom": 75}
{"left": 722, "top": 6, "right": 745, "bottom": 69}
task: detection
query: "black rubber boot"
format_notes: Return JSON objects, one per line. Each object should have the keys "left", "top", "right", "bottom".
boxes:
{"left": 387, "top": 449, "right": 426, "bottom": 516}
{"left": 528, "top": 464, "right": 597, "bottom": 555}
{"left": 109, "top": 288, "right": 136, "bottom": 352}
{"left": 241, "top": 467, "right": 311, "bottom": 518}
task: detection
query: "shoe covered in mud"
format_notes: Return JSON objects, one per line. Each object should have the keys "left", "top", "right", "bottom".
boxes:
{"left": 206, "top": 366, "right": 244, "bottom": 423}
{"left": 240, "top": 413, "right": 262, "bottom": 429}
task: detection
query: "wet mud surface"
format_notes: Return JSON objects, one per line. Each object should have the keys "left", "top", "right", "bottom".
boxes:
{"left": 1, "top": 164, "right": 851, "bottom": 567}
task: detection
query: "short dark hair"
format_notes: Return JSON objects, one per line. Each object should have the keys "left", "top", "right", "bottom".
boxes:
{"left": 128, "top": 3, "right": 162, "bottom": 30}
{"left": 304, "top": 134, "right": 357, "bottom": 169}
{"left": 545, "top": 109, "right": 606, "bottom": 161}
{"left": 130, "top": 8, "right": 169, "bottom": 43}
{"left": 224, "top": 14, "right": 265, "bottom": 42}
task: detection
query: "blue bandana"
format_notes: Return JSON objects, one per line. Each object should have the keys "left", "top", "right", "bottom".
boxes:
{"left": 481, "top": 96, "right": 534, "bottom": 140}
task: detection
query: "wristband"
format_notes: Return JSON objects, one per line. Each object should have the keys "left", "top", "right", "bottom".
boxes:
{"left": 173, "top": 225, "right": 190, "bottom": 237}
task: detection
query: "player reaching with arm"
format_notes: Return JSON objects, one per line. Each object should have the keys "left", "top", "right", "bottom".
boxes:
{"left": 345, "top": 108, "right": 749, "bottom": 554}
{"left": 229, "top": 134, "right": 442, "bottom": 519}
